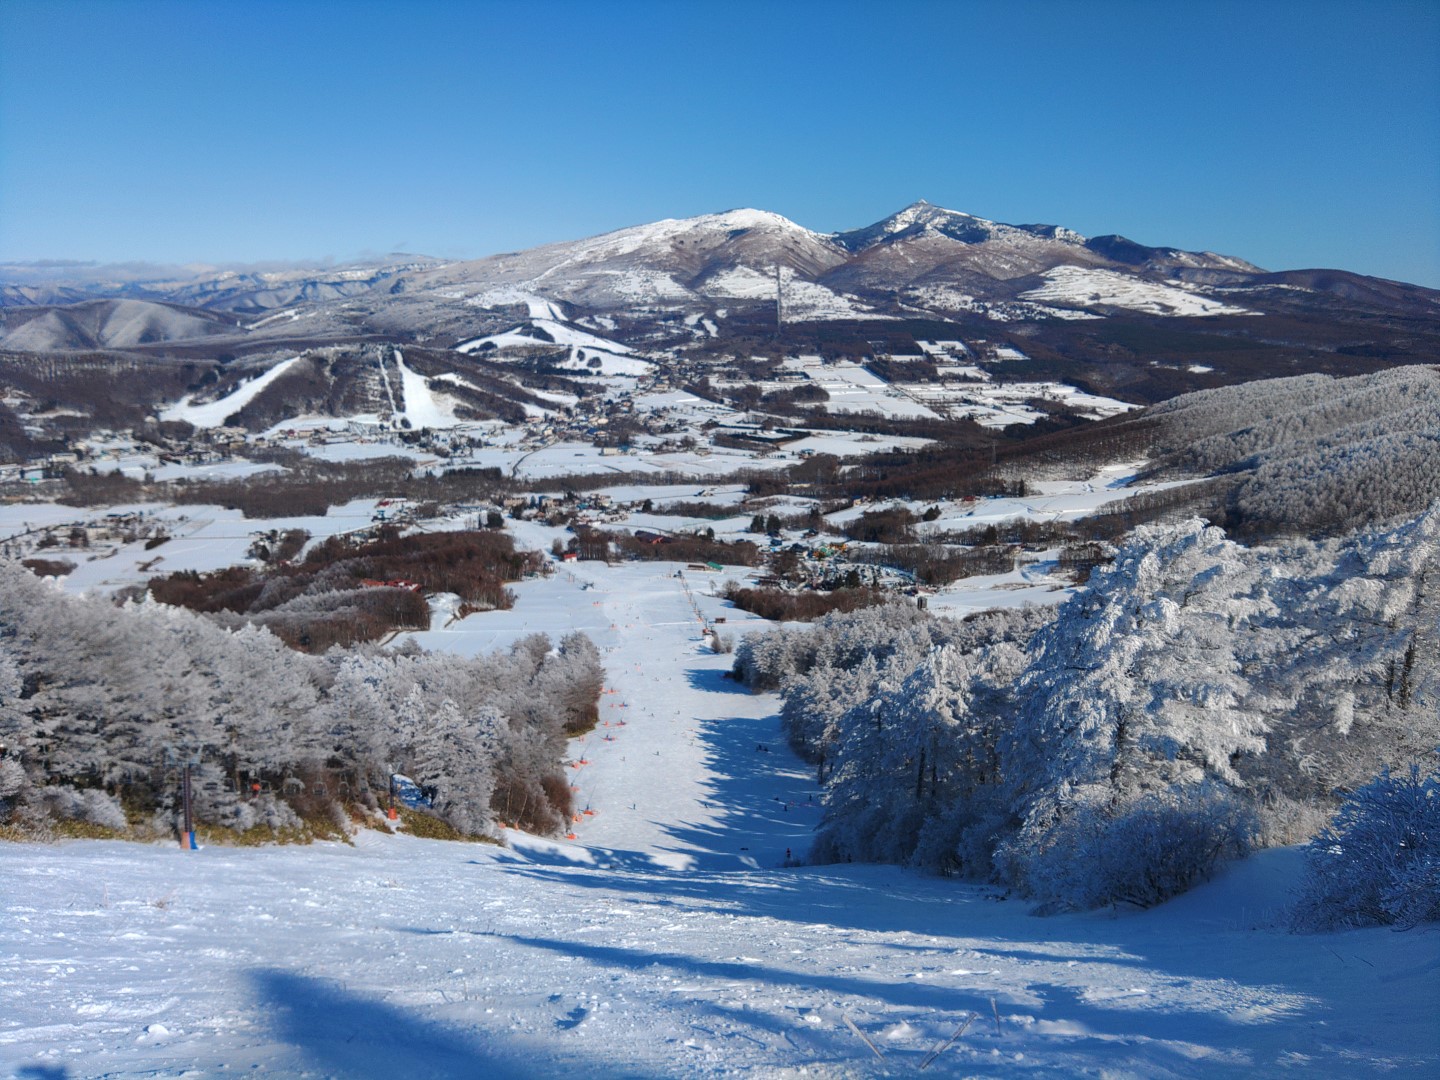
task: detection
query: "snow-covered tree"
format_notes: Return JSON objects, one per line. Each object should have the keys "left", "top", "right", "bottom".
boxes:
{"left": 1291, "top": 764, "right": 1440, "bottom": 930}
{"left": 411, "top": 701, "right": 504, "bottom": 836}
{"left": 0, "top": 558, "right": 601, "bottom": 840}
{"left": 1001, "top": 521, "right": 1269, "bottom": 820}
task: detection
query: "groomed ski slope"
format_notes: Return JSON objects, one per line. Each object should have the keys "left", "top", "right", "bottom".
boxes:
{"left": 2, "top": 557, "right": 1438, "bottom": 1078}
{"left": 159, "top": 356, "right": 301, "bottom": 428}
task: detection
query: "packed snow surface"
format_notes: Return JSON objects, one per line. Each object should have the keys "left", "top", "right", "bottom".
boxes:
{"left": 465, "top": 288, "right": 568, "bottom": 321}
{"left": 3, "top": 554, "right": 1436, "bottom": 1078}
{"left": 456, "top": 319, "right": 634, "bottom": 356}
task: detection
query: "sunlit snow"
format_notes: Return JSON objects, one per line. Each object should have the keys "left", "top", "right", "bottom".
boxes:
{"left": 2, "top": 551, "right": 1434, "bottom": 1076}
{"left": 160, "top": 356, "right": 301, "bottom": 428}
{"left": 1020, "top": 266, "right": 1255, "bottom": 317}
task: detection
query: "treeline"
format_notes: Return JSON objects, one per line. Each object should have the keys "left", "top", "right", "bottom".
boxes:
{"left": 60, "top": 454, "right": 512, "bottom": 519}
{"left": 146, "top": 527, "right": 538, "bottom": 652}
{"left": 727, "top": 365, "right": 1440, "bottom": 544}
{"left": 0, "top": 398, "right": 59, "bottom": 463}
{"left": 225, "top": 349, "right": 390, "bottom": 431}
{"left": 406, "top": 345, "right": 592, "bottom": 420}
{"left": 0, "top": 561, "right": 602, "bottom": 840}
{"left": 209, "top": 345, "right": 564, "bottom": 432}
{"left": 776, "top": 364, "right": 1440, "bottom": 543}
{"left": 789, "top": 443, "right": 1034, "bottom": 503}
{"left": 0, "top": 350, "right": 201, "bottom": 444}
{"left": 721, "top": 583, "right": 890, "bottom": 623}
{"left": 734, "top": 509, "right": 1440, "bottom": 915}
{"left": 644, "top": 499, "right": 751, "bottom": 520}
{"left": 850, "top": 543, "right": 1018, "bottom": 586}
{"left": 563, "top": 527, "right": 761, "bottom": 567}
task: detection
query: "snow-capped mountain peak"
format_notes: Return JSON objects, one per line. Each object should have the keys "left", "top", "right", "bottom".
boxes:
{"left": 837, "top": 200, "right": 998, "bottom": 251}
{"left": 10, "top": 201, "right": 1426, "bottom": 349}
{"left": 536, "top": 207, "right": 831, "bottom": 265}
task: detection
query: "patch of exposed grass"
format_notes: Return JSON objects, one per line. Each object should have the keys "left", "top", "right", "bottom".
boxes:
{"left": 396, "top": 806, "right": 501, "bottom": 844}
{"left": 195, "top": 822, "right": 316, "bottom": 847}
{"left": 50, "top": 819, "right": 130, "bottom": 841}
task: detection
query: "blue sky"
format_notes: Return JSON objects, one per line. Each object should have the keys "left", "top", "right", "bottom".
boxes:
{"left": 2, "top": 0, "right": 1437, "bottom": 285}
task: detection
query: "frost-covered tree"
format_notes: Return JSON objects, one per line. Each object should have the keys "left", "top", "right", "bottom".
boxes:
{"left": 1245, "top": 505, "right": 1440, "bottom": 810}
{"left": 991, "top": 521, "right": 1271, "bottom": 906}
{"left": 1143, "top": 366, "right": 1440, "bottom": 536}
{"left": 771, "top": 501, "right": 1440, "bottom": 909}
{"left": 0, "top": 558, "right": 601, "bottom": 840}
{"left": 1291, "top": 764, "right": 1440, "bottom": 931}
{"left": 817, "top": 642, "right": 1019, "bottom": 869}
{"left": 1001, "top": 521, "right": 1269, "bottom": 822}
{"left": 779, "top": 655, "right": 882, "bottom": 777}
{"left": 0, "top": 639, "right": 31, "bottom": 814}
{"left": 411, "top": 701, "right": 504, "bottom": 836}
{"left": 733, "top": 603, "right": 949, "bottom": 693}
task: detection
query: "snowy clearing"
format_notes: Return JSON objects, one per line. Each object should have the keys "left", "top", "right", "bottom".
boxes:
{"left": 1019, "top": 267, "right": 1254, "bottom": 317}
{"left": 393, "top": 348, "right": 460, "bottom": 430}
{"left": 456, "top": 319, "right": 634, "bottom": 357}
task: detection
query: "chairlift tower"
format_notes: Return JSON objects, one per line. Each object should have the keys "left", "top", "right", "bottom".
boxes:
{"left": 775, "top": 263, "right": 785, "bottom": 329}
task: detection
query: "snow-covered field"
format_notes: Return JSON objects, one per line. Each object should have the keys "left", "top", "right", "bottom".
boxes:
{"left": 803, "top": 362, "right": 938, "bottom": 420}
{"left": 4, "top": 554, "right": 1438, "bottom": 1078}
{"left": 0, "top": 499, "right": 385, "bottom": 596}
{"left": 1019, "top": 267, "right": 1254, "bottom": 317}
{"left": 0, "top": 466, "right": 1195, "bottom": 602}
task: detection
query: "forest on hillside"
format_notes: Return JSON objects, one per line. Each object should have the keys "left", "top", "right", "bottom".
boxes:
{"left": 736, "top": 506, "right": 1440, "bottom": 917}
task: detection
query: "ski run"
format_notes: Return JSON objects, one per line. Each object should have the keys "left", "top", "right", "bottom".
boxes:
{"left": 2, "top": 551, "right": 1436, "bottom": 1078}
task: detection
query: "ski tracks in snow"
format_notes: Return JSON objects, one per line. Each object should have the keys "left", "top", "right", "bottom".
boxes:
{"left": 2, "top": 560, "right": 1436, "bottom": 1077}
{"left": 545, "top": 564, "right": 819, "bottom": 871}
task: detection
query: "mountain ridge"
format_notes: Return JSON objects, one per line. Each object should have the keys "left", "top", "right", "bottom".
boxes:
{"left": 0, "top": 201, "right": 1284, "bottom": 315}
{"left": 1, "top": 203, "right": 1436, "bottom": 372}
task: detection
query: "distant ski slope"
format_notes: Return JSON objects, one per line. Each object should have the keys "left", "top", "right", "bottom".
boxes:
{"left": 161, "top": 356, "right": 300, "bottom": 427}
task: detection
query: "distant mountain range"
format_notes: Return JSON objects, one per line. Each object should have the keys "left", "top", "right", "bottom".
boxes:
{"left": 1, "top": 201, "right": 1436, "bottom": 409}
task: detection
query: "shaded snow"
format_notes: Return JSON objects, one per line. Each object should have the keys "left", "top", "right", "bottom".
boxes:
{"left": 3, "top": 485, "right": 1438, "bottom": 1075}
{"left": 2, "top": 554, "right": 1435, "bottom": 1076}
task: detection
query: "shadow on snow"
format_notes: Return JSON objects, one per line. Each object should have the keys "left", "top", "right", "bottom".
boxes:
{"left": 456, "top": 931, "right": 1317, "bottom": 1077}
{"left": 248, "top": 968, "right": 645, "bottom": 1080}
